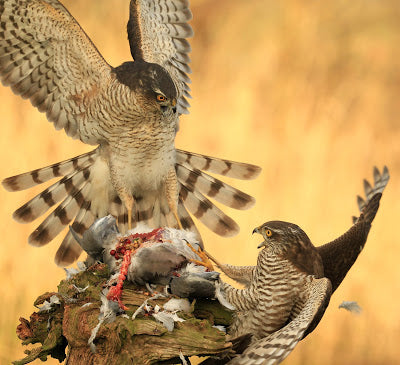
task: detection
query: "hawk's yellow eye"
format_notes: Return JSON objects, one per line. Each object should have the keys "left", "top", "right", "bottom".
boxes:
{"left": 265, "top": 229, "right": 272, "bottom": 237}
{"left": 157, "top": 94, "right": 167, "bottom": 102}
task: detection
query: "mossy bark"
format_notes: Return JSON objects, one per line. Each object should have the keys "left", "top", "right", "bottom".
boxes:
{"left": 14, "top": 264, "right": 233, "bottom": 365}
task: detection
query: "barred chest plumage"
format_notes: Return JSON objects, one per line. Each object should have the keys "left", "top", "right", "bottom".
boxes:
{"left": 85, "top": 99, "right": 178, "bottom": 219}
{"left": 79, "top": 77, "right": 179, "bottom": 194}
{"left": 229, "top": 249, "right": 309, "bottom": 340}
{"left": 107, "top": 119, "right": 177, "bottom": 194}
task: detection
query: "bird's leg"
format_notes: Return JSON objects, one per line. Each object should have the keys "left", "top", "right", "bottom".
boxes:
{"left": 185, "top": 242, "right": 214, "bottom": 271}
{"left": 110, "top": 157, "right": 135, "bottom": 232}
{"left": 120, "top": 191, "right": 135, "bottom": 231}
{"left": 200, "top": 249, "right": 255, "bottom": 286}
{"left": 202, "top": 249, "right": 223, "bottom": 268}
{"left": 165, "top": 167, "right": 183, "bottom": 229}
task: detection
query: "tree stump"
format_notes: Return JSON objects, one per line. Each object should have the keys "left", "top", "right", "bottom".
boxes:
{"left": 14, "top": 263, "right": 234, "bottom": 365}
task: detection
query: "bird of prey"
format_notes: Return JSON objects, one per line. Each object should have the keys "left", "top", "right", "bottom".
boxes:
{"left": 0, "top": 0, "right": 261, "bottom": 266}
{"left": 204, "top": 166, "right": 389, "bottom": 365}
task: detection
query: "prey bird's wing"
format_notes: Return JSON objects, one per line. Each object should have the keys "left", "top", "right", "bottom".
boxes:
{"left": 0, "top": 0, "right": 112, "bottom": 142}
{"left": 317, "top": 166, "right": 389, "bottom": 293}
{"left": 128, "top": 0, "right": 192, "bottom": 115}
{"left": 228, "top": 277, "right": 332, "bottom": 365}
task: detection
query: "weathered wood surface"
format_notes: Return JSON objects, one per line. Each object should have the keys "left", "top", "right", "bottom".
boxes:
{"left": 14, "top": 263, "right": 234, "bottom": 365}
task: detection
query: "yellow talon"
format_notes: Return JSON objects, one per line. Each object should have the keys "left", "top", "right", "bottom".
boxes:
{"left": 185, "top": 242, "right": 214, "bottom": 271}
{"left": 189, "top": 258, "right": 214, "bottom": 271}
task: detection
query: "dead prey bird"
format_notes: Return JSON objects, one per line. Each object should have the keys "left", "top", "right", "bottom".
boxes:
{"left": 71, "top": 215, "right": 219, "bottom": 303}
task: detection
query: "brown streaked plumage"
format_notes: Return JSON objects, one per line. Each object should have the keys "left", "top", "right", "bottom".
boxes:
{"left": 217, "top": 223, "right": 332, "bottom": 365}
{"left": 204, "top": 166, "right": 389, "bottom": 365}
{"left": 317, "top": 165, "right": 389, "bottom": 292}
{"left": 0, "top": 0, "right": 261, "bottom": 266}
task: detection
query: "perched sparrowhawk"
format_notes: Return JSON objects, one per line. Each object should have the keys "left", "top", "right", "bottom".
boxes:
{"left": 205, "top": 167, "right": 389, "bottom": 365}
{"left": 0, "top": 0, "right": 261, "bottom": 266}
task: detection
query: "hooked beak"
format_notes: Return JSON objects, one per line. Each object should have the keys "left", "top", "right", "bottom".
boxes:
{"left": 252, "top": 226, "right": 266, "bottom": 249}
{"left": 257, "top": 241, "right": 267, "bottom": 249}
{"left": 172, "top": 98, "right": 177, "bottom": 114}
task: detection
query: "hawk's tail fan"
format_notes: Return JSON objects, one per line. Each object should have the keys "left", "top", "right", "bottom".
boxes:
{"left": 176, "top": 149, "right": 261, "bottom": 180}
{"left": 2, "top": 149, "right": 99, "bottom": 266}
{"left": 2, "top": 149, "right": 97, "bottom": 191}
{"left": 179, "top": 181, "right": 239, "bottom": 237}
{"left": 2, "top": 148, "right": 261, "bottom": 265}
{"left": 176, "top": 149, "right": 261, "bottom": 238}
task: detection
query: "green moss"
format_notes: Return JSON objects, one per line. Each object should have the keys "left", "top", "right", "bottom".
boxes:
{"left": 15, "top": 263, "right": 233, "bottom": 364}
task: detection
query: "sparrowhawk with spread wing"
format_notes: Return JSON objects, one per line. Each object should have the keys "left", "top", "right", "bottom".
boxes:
{"left": 205, "top": 166, "right": 389, "bottom": 365}
{"left": 0, "top": 0, "right": 261, "bottom": 266}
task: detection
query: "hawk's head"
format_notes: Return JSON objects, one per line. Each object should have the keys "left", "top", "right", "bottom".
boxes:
{"left": 253, "top": 221, "right": 308, "bottom": 250}
{"left": 253, "top": 220, "right": 324, "bottom": 277}
{"left": 114, "top": 61, "right": 178, "bottom": 115}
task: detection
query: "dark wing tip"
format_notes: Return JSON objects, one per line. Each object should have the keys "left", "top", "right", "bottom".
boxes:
{"left": 28, "top": 228, "right": 51, "bottom": 247}
{"left": 244, "top": 164, "right": 262, "bottom": 180}
{"left": 2, "top": 176, "right": 20, "bottom": 191}
{"left": 13, "top": 204, "right": 35, "bottom": 223}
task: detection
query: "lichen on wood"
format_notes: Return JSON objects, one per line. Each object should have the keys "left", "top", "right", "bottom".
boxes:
{"left": 14, "top": 263, "right": 234, "bottom": 365}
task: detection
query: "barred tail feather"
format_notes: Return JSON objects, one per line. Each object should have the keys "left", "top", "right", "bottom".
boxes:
{"left": 4, "top": 147, "right": 259, "bottom": 265}
{"left": 55, "top": 231, "right": 82, "bottom": 267}
{"left": 2, "top": 149, "right": 97, "bottom": 191}
{"left": 69, "top": 200, "right": 95, "bottom": 237}
{"left": 13, "top": 167, "right": 90, "bottom": 223}
{"left": 179, "top": 182, "right": 239, "bottom": 237}
{"left": 175, "top": 149, "right": 260, "bottom": 238}
{"left": 29, "top": 182, "right": 91, "bottom": 247}
{"left": 176, "top": 163, "right": 255, "bottom": 210}
{"left": 115, "top": 195, "right": 161, "bottom": 234}
{"left": 176, "top": 149, "right": 261, "bottom": 180}
{"left": 178, "top": 199, "right": 198, "bottom": 232}
{"left": 55, "top": 201, "right": 95, "bottom": 266}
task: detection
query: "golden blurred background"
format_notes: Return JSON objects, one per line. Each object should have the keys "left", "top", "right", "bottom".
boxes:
{"left": 0, "top": 0, "right": 399, "bottom": 363}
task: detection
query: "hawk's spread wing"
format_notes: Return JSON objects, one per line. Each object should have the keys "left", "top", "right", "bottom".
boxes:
{"left": 128, "top": 0, "right": 192, "bottom": 115}
{"left": 229, "top": 277, "right": 332, "bottom": 365}
{"left": 317, "top": 166, "right": 389, "bottom": 293}
{"left": 0, "top": 0, "right": 112, "bottom": 142}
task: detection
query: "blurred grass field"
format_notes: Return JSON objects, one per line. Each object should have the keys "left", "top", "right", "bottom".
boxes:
{"left": 0, "top": 0, "right": 399, "bottom": 363}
